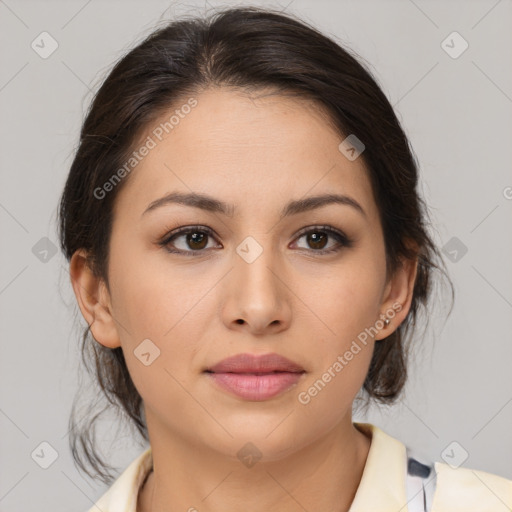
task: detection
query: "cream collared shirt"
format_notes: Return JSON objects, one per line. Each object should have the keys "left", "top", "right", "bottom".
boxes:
{"left": 87, "top": 422, "right": 512, "bottom": 512}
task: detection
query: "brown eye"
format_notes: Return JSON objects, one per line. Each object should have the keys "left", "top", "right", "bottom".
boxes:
{"left": 159, "top": 224, "right": 353, "bottom": 257}
{"left": 159, "top": 226, "right": 219, "bottom": 255}
{"left": 293, "top": 226, "right": 353, "bottom": 254}
{"left": 305, "top": 231, "right": 328, "bottom": 250}
{"left": 184, "top": 231, "right": 208, "bottom": 250}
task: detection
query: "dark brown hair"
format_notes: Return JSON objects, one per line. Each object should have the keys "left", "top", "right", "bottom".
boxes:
{"left": 57, "top": 5, "right": 454, "bottom": 484}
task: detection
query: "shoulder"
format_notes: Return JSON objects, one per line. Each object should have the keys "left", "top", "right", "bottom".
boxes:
{"left": 432, "top": 460, "right": 512, "bottom": 511}
{"left": 85, "top": 447, "right": 153, "bottom": 512}
{"left": 353, "top": 422, "right": 512, "bottom": 512}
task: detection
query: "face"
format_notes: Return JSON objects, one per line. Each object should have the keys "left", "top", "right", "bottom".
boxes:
{"left": 72, "top": 86, "right": 416, "bottom": 460}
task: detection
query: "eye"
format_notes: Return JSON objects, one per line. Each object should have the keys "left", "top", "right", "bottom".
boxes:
{"left": 158, "top": 224, "right": 353, "bottom": 256}
{"left": 292, "top": 225, "right": 353, "bottom": 254}
{"left": 159, "top": 225, "right": 220, "bottom": 256}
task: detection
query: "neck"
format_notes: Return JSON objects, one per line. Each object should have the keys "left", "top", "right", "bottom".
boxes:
{"left": 138, "top": 415, "right": 371, "bottom": 512}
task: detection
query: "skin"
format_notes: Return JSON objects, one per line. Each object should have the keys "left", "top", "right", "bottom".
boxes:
{"left": 70, "top": 86, "right": 418, "bottom": 512}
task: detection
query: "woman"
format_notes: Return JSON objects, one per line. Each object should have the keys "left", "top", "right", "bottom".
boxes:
{"left": 57, "top": 6, "right": 512, "bottom": 512}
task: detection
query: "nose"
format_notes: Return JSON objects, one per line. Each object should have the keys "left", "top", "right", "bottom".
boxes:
{"left": 221, "top": 236, "right": 292, "bottom": 336}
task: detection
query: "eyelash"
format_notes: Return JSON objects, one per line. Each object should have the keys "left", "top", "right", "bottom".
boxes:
{"left": 158, "top": 224, "right": 354, "bottom": 257}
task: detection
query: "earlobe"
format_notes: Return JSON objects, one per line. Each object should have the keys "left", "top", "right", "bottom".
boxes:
{"left": 69, "top": 249, "right": 121, "bottom": 349}
{"left": 374, "top": 253, "right": 419, "bottom": 341}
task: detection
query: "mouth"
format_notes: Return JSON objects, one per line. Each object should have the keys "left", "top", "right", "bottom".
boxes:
{"left": 205, "top": 352, "right": 305, "bottom": 374}
{"left": 204, "top": 352, "right": 305, "bottom": 401}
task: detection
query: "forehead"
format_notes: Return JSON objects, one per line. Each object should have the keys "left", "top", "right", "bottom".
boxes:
{"left": 113, "top": 86, "right": 379, "bottom": 224}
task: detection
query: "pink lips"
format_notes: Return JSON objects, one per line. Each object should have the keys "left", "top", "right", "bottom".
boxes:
{"left": 205, "top": 353, "right": 305, "bottom": 401}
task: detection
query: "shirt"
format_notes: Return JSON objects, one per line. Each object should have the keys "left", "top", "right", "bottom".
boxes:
{"left": 86, "top": 422, "right": 512, "bottom": 512}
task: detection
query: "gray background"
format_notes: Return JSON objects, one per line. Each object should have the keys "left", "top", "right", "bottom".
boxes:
{"left": 1, "top": 0, "right": 511, "bottom": 510}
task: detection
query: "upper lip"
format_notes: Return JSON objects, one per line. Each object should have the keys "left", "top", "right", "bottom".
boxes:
{"left": 205, "top": 353, "right": 305, "bottom": 373}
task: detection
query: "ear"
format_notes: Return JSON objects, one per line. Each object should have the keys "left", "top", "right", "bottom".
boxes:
{"left": 69, "top": 249, "right": 121, "bottom": 349}
{"left": 374, "top": 245, "right": 419, "bottom": 341}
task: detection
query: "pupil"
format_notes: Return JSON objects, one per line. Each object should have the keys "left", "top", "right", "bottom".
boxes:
{"left": 184, "top": 231, "right": 329, "bottom": 251}
{"left": 309, "top": 232, "right": 327, "bottom": 249}
{"left": 188, "top": 232, "right": 207, "bottom": 250}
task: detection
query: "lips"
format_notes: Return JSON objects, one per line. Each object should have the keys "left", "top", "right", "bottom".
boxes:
{"left": 205, "top": 352, "right": 305, "bottom": 374}
{"left": 204, "top": 353, "right": 305, "bottom": 401}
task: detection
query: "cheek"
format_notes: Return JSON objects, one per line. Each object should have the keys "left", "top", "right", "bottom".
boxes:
{"left": 109, "top": 238, "right": 209, "bottom": 340}
{"left": 292, "top": 252, "right": 384, "bottom": 409}
{"left": 110, "top": 255, "right": 209, "bottom": 416}
{"left": 107, "top": 242, "right": 218, "bottom": 386}
{"left": 294, "top": 328, "right": 374, "bottom": 441}
{"left": 300, "top": 252, "right": 385, "bottom": 347}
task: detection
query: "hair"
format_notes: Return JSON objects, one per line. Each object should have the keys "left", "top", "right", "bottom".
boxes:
{"left": 57, "top": 5, "right": 454, "bottom": 484}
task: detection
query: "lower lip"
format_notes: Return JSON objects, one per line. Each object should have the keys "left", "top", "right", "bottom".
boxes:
{"left": 206, "top": 371, "right": 304, "bottom": 401}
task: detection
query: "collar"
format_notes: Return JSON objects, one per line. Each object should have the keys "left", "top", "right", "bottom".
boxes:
{"left": 348, "top": 422, "right": 408, "bottom": 511}
{"left": 88, "top": 422, "right": 409, "bottom": 512}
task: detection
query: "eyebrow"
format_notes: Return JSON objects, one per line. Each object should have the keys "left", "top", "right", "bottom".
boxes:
{"left": 141, "top": 191, "right": 366, "bottom": 219}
